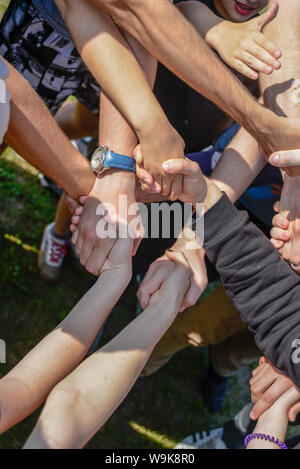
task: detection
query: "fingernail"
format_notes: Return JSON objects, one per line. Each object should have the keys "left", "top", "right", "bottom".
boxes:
{"left": 265, "top": 66, "right": 273, "bottom": 74}
{"left": 271, "top": 154, "right": 280, "bottom": 165}
{"left": 143, "top": 178, "right": 152, "bottom": 185}
{"left": 250, "top": 411, "right": 255, "bottom": 420}
{"left": 162, "top": 162, "right": 172, "bottom": 171}
{"left": 273, "top": 60, "right": 281, "bottom": 69}
{"left": 274, "top": 50, "right": 281, "bottom": 59}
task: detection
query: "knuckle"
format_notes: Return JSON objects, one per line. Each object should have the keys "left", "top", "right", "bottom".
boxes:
{"left": 262, "top": 391, "right": 274, "bottom": 405}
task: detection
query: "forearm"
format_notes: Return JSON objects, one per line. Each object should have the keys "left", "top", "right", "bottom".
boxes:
{"left": 24, "top": 290, "right": 182, "bottom": 449}
{"left": 210, "top": 127, "right": 266, "bottom": 203}
{"left": 97, "top": 0, "right": 273, "bottom": 140}
{"left": 177, "top": 1, "right": 223, "bottom": 42}
{"left": 0, "top": 270, "right": 130, "bottom": 434}
{"left": 247, "top": 410, "right": 288, "bottom": 449}
{"left": 201, "top": 189, "right": 300, "bottom": 388}
{"left": 4, "top": 61, "right": 95, "bottom": 199}
{"left": 56, "top": 0, "right": 167, "bottom": 140}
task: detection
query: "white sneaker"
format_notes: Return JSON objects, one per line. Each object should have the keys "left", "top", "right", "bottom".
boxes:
{"left": 175, "top": 428, "right": 227, "bottom": 449}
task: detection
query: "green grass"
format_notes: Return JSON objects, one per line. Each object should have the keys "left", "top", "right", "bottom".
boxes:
{"left": 0, "top": 152, "right": 253, "bottom": 449}
{"left": 0, "top": 0, "right": 279, "bottom": 450}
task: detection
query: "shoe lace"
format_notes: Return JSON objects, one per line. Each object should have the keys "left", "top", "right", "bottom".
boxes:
{"left": 49, "top": 238, "right": 67, "bottom": 264}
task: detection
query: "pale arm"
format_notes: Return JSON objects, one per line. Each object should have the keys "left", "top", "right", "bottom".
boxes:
{"left": 88, "top": 0, "right": 285, "bottom": 154}
{"left": 210, "top": 127, "right": 266, "bottom": 203}
{"left": 24, "top": 260, "right": 190, "bottom": 449}
{"left": 0, "top": 250, "right": 132, "bottom": 435}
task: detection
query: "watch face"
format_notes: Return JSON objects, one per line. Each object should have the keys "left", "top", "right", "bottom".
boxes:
{"left": 91, "top": 145, "right": 108, "bottom": 173}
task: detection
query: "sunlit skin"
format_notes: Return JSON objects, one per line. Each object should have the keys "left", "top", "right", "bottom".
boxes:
{"left": 221, "top": 0, "right": 268, "bottom": 22}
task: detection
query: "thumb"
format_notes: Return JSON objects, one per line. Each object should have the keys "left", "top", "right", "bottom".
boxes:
{"left": 289, "top": 400, "right": 300, "bottom": 423}
{"left": 133, "top": 144, "right": 143, "bottom": 165}
{"left": 162, "top": 158, "right": 201, "bottom": 178}
{"left": 256, "top": 2, "right": 279, "bottom": 32}
{"left": 269, "top": 150, "right": 300, "bottom": 168}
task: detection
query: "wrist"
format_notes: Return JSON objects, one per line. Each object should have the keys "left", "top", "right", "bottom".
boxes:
{"left": 199, "top": 177, "right": 222, "bottom": 214}
{"left": 136, "top": 114, "right": 173, "bottom": 143}
{"left": 94, "top": 168, "right": 136, "bottom": 192}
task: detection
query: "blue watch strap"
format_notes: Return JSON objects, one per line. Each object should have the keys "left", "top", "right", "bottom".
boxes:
{"left": 103, "top": 150, "right": 136, "bottom": 173}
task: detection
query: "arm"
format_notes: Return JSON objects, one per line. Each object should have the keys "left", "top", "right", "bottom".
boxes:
{"left": 0, "top": 239, "right": 133, "bottom": 435}
{"left": 88, "top": 0, "right": 300, "bottom": 156}
{"left": 202, "top": 189, "right": 300, "bottom": 388}
{"left": 24, "top": 256, "right": 190, "bottom": 449}
{"left": 161, "top": 159, "right": 300, "bottom": 388}
{"left": 55, "top": 0, "right": 184, "bottom": 193}
{"left": 178, "top": 1, "right": 281, "bottom": 80}
{"left": 248, "top": 383, "right": 300, "bottom": 449}
{"left": 210, "top": 126, "right": 266, "bottom": 203}
{"left": 4, "top": 60, "right": 95, "bottom": 200}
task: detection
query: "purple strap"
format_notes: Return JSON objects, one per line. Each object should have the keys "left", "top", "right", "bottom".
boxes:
{"left": 244, "top": 433, "right": 288, "bottom": 449}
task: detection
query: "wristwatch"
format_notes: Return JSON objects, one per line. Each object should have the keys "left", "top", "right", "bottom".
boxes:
{"left": 91, "top": 145, "right": 136, "bottom": 175}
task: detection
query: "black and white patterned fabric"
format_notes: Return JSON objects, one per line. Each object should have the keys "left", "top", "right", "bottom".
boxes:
{"left": 0, "top": 0, "right": 100, "bottom": 115}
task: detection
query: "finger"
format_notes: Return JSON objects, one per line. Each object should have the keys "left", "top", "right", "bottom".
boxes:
{"left": 169, "top": 175, "right": 183, "bottom": 201}
{"left": 133, "top": 144, "right": 143, "bottom": 166}
{"left": 79, "top": 196, "right": 88, "bottom": 205}
{"left": 85, "top": 237, "right": 116, "bottom": 276}
{"left": 253, "top": 32, "right": 281, "bottom": 61}
{"left": 273, "top": 201, "right": 280, "bottom": 213}
{"left": 75, "top": 206, "right": 84, "bottom": 216}
{"left": 180, "top": 281, "right": 203, "bottom": 312}
{"left": 270, "top": 238, "right": 284, "bottom": 250}
{"left": 269, "top": 150, "right": 300, "bottom": 168}
{"left": 272, "top": 213, "right": 290, "bottom": 230}
{"left": 71, "top": 215, "right": 81, "bottom": 226}
{"left": 270, "top": 227, "right": 291, "bottom": 242}
{"left": 251, "top": 377, "right": 293, "bottom": 420}
{"left": 250, "top": 366, "right": 276, "bottom": 397}
{"left": 65, "top": 194, "right": 80, "bottom": 215}
{"left": 161, "top": 176, "right": 172, "bottom": 197}
{"left": 137, "top": 267, "right": 170, "bottom": 309}
{"left": 136, "top": 164, "right": 154, "bottom": 186}
{"left": 233, "top": 59, "right": 258, "bottom": 80}
{"left": 71, "top": 230, "right": 78, "bottom": 244}
{"left": 256, "top": 2, "right": 279, "bottom": 33}
{"left": 162, "top": 158, "right": 201, "bottom": 178}
{"left": 239, "top": 50, "right": 273, "bottom": 75}
{"left": 289, "top": 400, "right": 300, "bottom": 423}
{"left": 247, "top": 38, "right": 281, "bottom": 69}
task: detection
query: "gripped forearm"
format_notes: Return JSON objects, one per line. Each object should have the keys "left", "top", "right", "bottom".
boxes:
{"left": 0, "top": 270, "right": 130, "bottom": 435}
{"left": 210, "top": 127, "right": 266, "bottom": 203}
{"left": 98, "top": 0, "right": 271, "bottom": 139}
{"left": 57, "top": 0, "right": 166, "bottom": 139}
{"left": 24, "top": 290, "right": 181, "bottom": 449}
{"left": 4, "top": 61, "right": 95, "bottom": 199}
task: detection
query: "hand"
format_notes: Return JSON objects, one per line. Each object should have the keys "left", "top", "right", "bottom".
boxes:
{"left": 135, "top": 122, "right": 185, "bottom": 198}
{"left": 138, "top": 246, "right": 208, "bottom": 313}
{"left": 250, "top": 357, "right": 297, "bottom": 420}
{"left": 71, "top": 169, "right": 142, "bottom": 276}
{"left": 161, "top": 158, "right": 207, "bottom": 203}
{"left": 147, "top": 251, "right": 191, "bottom": 313}
{"left": 207, "top": 2, "right": 281, "bottom": 80}
{"left": 262, "top": 116, "right": 300, "bottom": 158}
{"left": 248, "top": 381, "right": 300, "bottom": 449}
{"left": 270, "top": 175, "right": 300, "bottom": 273}
{"left": 100, "top": 236, "right": 133, "bottom": 279}
{"left": 268, "top": 149, "right": 300, "bottom": 177}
